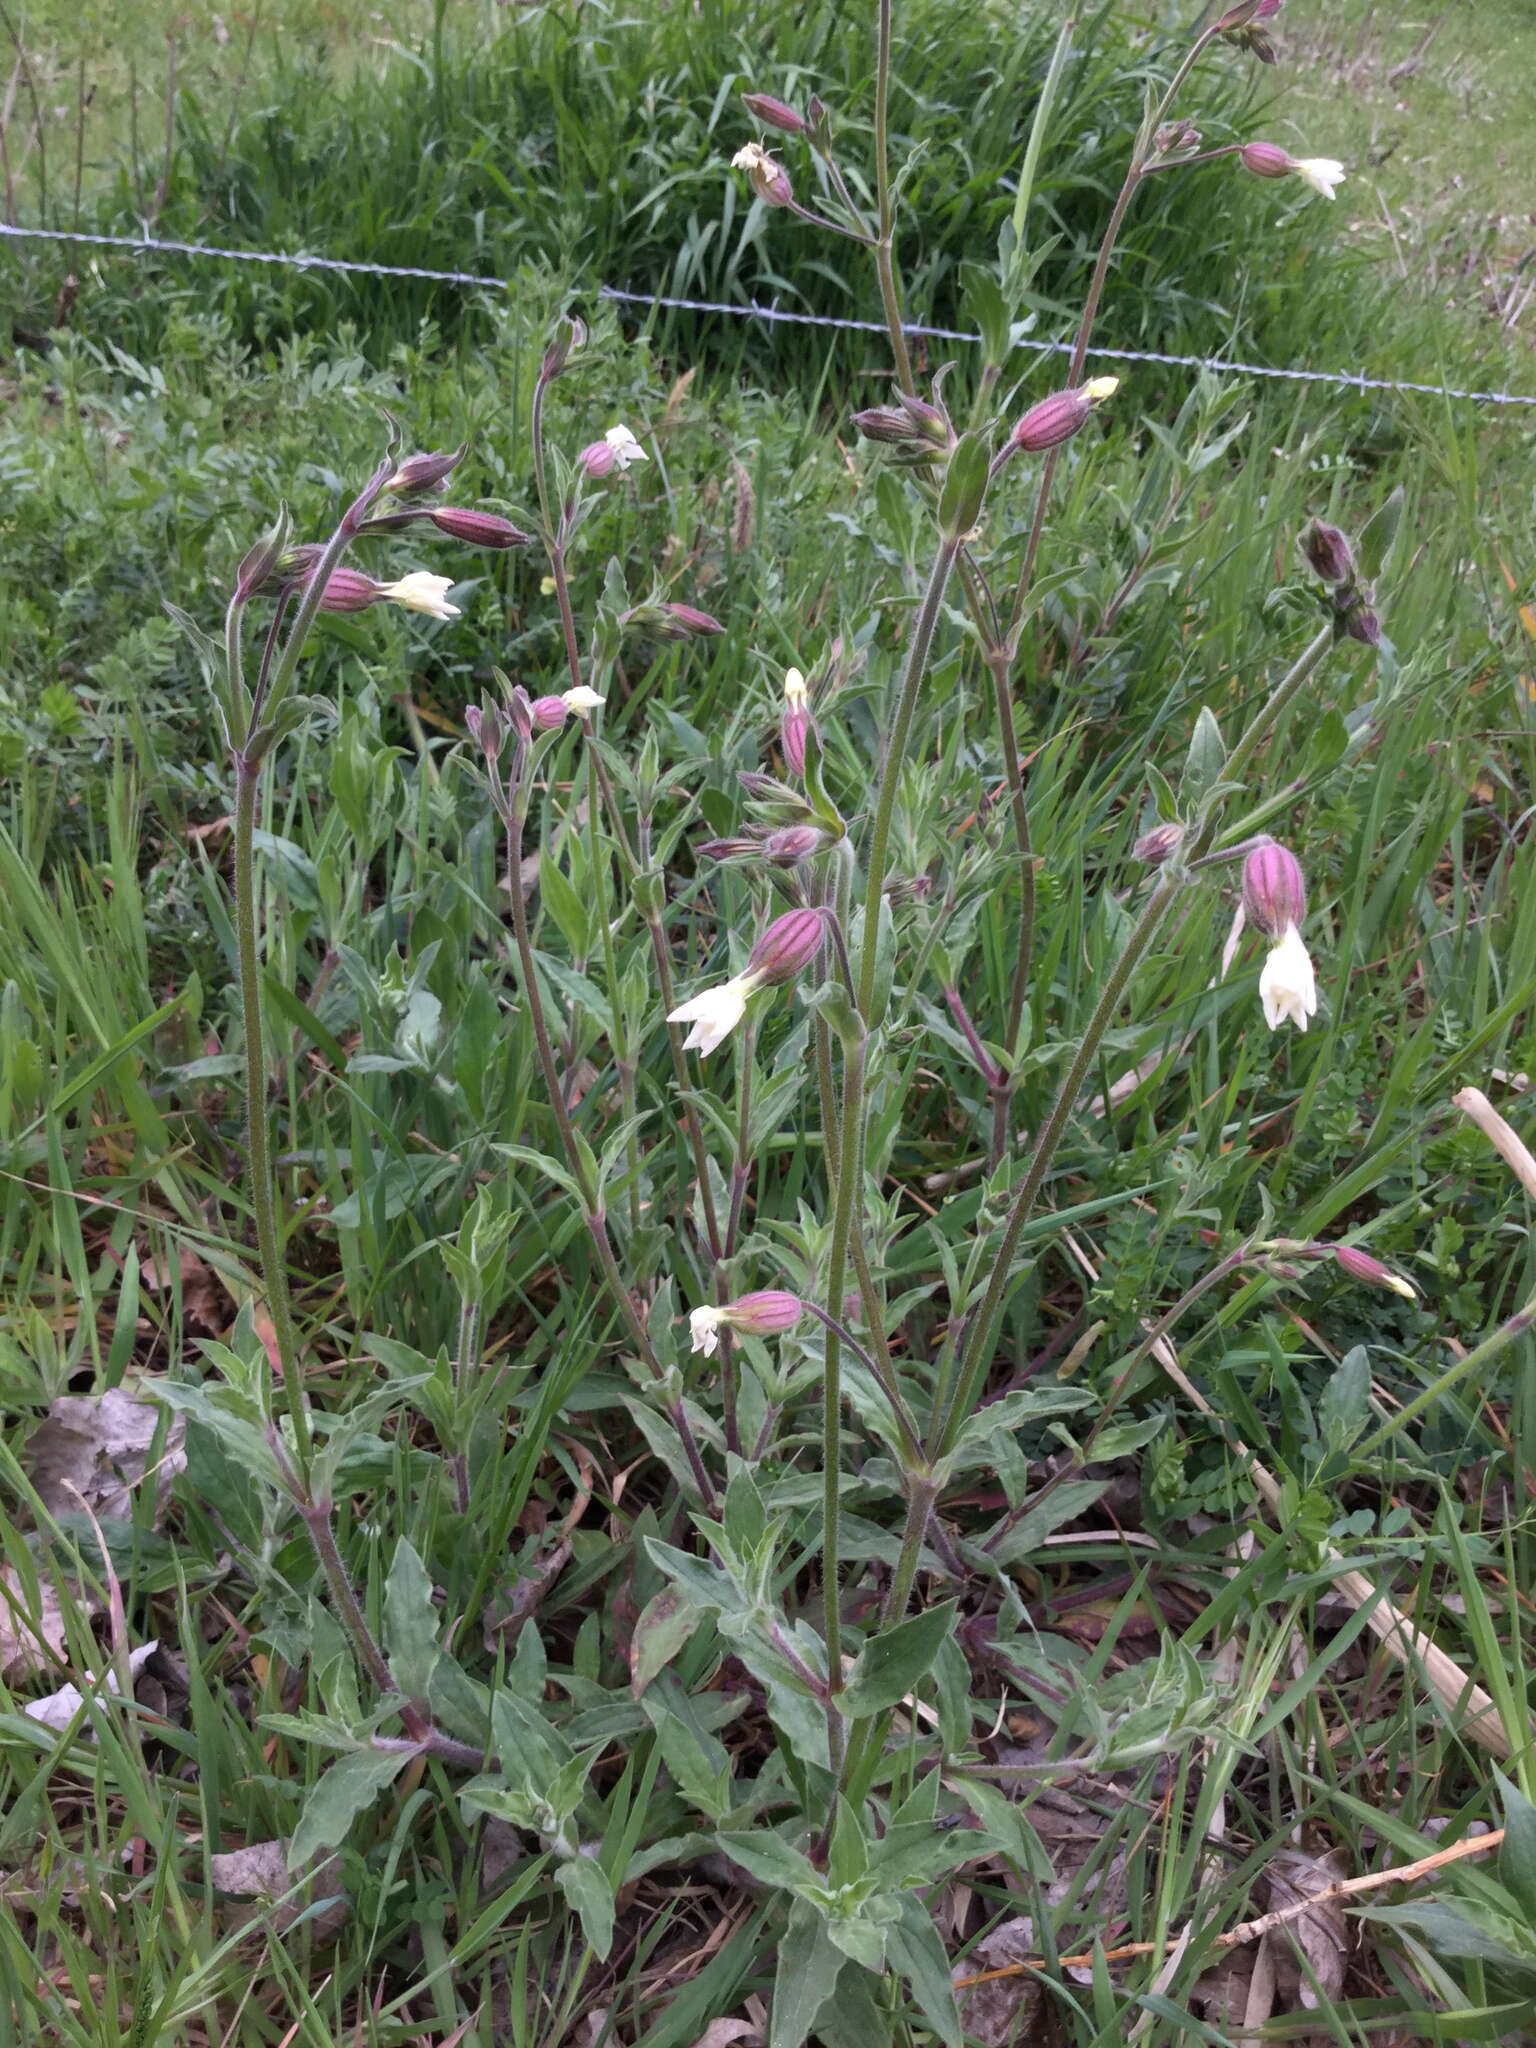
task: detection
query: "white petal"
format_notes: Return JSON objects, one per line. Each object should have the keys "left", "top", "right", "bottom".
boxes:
{"left": 562, "top": 685, "right": 606, "bottom": 713}
{"left": 1259, "top": 924, "right": 1318, "bottom": 1032}
{"left": 688, "top": 1307, "right": 722, "bottom": 1357}
{"left": 377, "top": 571, "right": 461, "bottom": 620}
{"left": 1294, "top": 157, "right": 1345, "bottom": 200}
{"left": 603, "top": 425, "right": 648, "bottom": 469}
{"left": 666, "top": 975, "right": 750, "bottom": 1057}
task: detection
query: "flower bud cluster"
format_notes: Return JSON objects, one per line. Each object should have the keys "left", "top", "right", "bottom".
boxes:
{"left": 1297, "top": 519, "right": 1381, "bottom": 647}
{"left": 1216, "top": 0, "right": 1283, "bottom": 60}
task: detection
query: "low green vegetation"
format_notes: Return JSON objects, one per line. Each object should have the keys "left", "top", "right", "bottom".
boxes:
{"left": 2, "top": 2, "right": 1535, "bottom": 2044}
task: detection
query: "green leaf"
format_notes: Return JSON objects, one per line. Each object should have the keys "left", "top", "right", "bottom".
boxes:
{"left": 770, "top": 1897, "right": 847, "bottom": 2048}
{"left": 984, "top": 1480, "right": 1110, "bottom": 1567}
{"left": 1497, "top": 1776, "right": 1536, "bottom": 1928}
{"left": 938, "top": 431, "right": 990, "bottom": 540}
{"left": 1357, "top": 484, "right": 1404, "bottom": 582}
{"left": 826, "top": 1915, "right": 887, "bottom": 1972}
{"left": 1181, "top": 704, "right": 1227, "bottom": 807}
{"left": 840, "top": 1600, "right": 958, "bottom": 1718}
{"left": 1318, "top": 1345, "right": 1371, "bottom": 1455}
{"left": 887, "top": 1894, "right": 962, "bottom": 2047}
{"left": 555, "top": 1855, "right": 615, "bottom": 1960}
{"left": 382, "top": 1539, "right": 440, "bottom": 1702}
{"left": 288, "top": 1746, "right": 412, "bottom": 1869}
{"left": 715, "top": 1827, "right": 820, "bottom": 1895}
{"left": 629, "top": 1585, "right": 703, "bottom": 1695}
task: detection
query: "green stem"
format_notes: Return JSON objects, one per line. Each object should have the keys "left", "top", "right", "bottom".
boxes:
{"left": 450, "top": 1294, "right": 483, "bottom": 1515}
{"left": 302, "top": 1501, "right": 429, "bottom": 1742}
{"left": 232, "top": 756, "right": 312, "bottom": 1470}
{"left": 504, "top": 779, "right": 718, "bottom": 1506}
{"left": 819, "top": 1025, "right": 868, "bottom": 1772}
{"left": 836, "top": 1469, "right": 938, "bottom": 1801}
{"left": 1355, "top": 1288, "right": 1536, "bottom": 1462}
{"left": 1006, "top": 26, "right": 1219, "bottom": 637}
{"left": 872, "top": 0, "right": 915, "bottom": 396}
{"left": 587, "top": 744, "right": 641, "bottom": 1239}
{"left": 857, "top": 537, "right": 960, "bottom": 1022}
{"left": 936, "top": 873, "right": 1183, "bottom": 1455}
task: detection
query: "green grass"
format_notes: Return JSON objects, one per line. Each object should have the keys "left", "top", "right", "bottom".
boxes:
{"left": 3, "top": 2, "right": 1536, "bottom": 2044}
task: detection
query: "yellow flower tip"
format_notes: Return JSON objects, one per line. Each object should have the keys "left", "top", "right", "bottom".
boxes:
{"left": 540, "top": 575, "right": 557, "bottom": 596}
{"left": 1085, "top": 376, "right": 1120, "bottom": 404}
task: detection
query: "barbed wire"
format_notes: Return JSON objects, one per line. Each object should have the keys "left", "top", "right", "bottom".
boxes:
{"left": 4, "top": 219, "right": 1534, "bottom": 409}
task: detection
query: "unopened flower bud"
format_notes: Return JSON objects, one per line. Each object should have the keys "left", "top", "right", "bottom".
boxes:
{"left": 541, "top": 314, "right": 586, "bottom": 384}
{"left": 741, "top": 93, "right": 805, "bottom": 135}
{"left": 781, "top": 667, "right": 816, "bottom": 775}
{"left": 1241, "top": 840, "right": 1307, "bottom": 939}
{"left": 506, "top": 687, "right": 535, "bottom": 743}
{"left": 1299, "top": 519, "right": 1355, "bottom": 584}
{"left": 235, "top": 523, "right": 292, "bottom": 604}
{"left": 853, "top": 405, "right": 927, "bottom": 445}
{"left": 428, "top": 508, "right": 531, "bottom": 549}
{"left": 386, "top": 446, "right": 466, "bottom": 498}
{"left": 1334, "top": 1245, "right": 1417, "bottom": 1300}
{"left": 1217, "top": 0, "right": 1282, "bottom": 57}
{"left": 621, "top": 600, "right": 725, "bottom": 641}
{"left": 732, "top": 140, "right": 794, "bottom": 208}
{"left": 762, "top": 824, "right": 830, "bottom": 866}
{"left": 1152, "top": 120, "right": 1202, "bottom": 159}
{"left": 529, "top": 695, "right": 570, "bottom": 731}
{"left": 466, "top": 699, "right": 505, "bottom": 760}
{"left": 696, "top": 836, "right": 760, "bottom": 864}
{"left": 1133, "top": 821, "right": 1186, "bottom": 866}
{"left": 746, "top": 906, "right": 831, "bottom": 986}
{"left": 1012, "top": 378, "right": 1118, "bottom": 452}
{"left": 1336, "top": 591, "right": 1382, "bottom": 646}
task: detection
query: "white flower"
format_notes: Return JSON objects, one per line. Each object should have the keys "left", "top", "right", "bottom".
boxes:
{"left": 667, "top": 971, "right": 761, "bottom": 1057}
{"left": 562, "top": 685, "right": 606, "bottom": 715}
{"left": 1292, "top": 157, "right": 1345, "bottom": 201}
{"left": 603, "top": 424, "right": 648, "bottom": 470}
{"left": 1085, "top": 375, "right": 1120, "bottom": 403}
{"left": 783, "top": 666, "right": 808, "bottom": 707}
{"left": 1259, "top": 923, "right": 1318, "bottom": 1032}
{"left": 376, "top": 571, "right": 461, "bottom": 620}
{"left": 688, "top": 1306, "right": 724, "bottom": 1357}
{"left": 732, "top": 141, "right": 772, "bottom": 175}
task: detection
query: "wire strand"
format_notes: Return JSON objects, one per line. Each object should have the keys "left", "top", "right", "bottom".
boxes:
{"left": 4, "top": 220, "right": 1532, "bottom": 409}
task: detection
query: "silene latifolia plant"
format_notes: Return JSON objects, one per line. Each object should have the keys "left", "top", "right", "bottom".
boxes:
{"left": 159, "top": 2, "right": 1525, "bottom": 2041}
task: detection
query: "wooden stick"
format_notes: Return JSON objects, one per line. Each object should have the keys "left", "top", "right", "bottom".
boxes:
{"left": 954, "top": 1828, "right": 1504, "bottom": 1985}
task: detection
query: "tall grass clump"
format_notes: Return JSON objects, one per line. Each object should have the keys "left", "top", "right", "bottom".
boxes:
{"left": 7, "top": 0, "right": 1433, "bottom": 395}
{"left": 4, "top": 2, "right": 1536, "bottom": 2045}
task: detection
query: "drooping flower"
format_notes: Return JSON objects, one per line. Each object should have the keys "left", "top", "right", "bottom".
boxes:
{"left": 577, "top": 426, "right": 650, "bottom": 478}
{"left": 376, "top": 571, "right": 461, "bottom": 620}
{"left": 732, "top": 140, "right": 794, "bottom": 208}
{"left": 1239, "top": 142, "right": 1345, "bottom": 200}
{"left": 1334, "top": 1245, "right": 1417, "bottom": 1300}
{"left": 1241, "top": 840, "right": 1307, "bottom": 940}
{"left": 667, "top": 908, "right": 830, "bottom": 1056}
{"left": 689, "top": 1291, "right": 806, "bottom": 1356}
{"left": 1258, "top": 922, "right": 1318, "bottom": 1032}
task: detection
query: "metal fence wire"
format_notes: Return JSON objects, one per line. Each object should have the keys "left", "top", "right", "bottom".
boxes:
{"left": 3, "top": 220, "right": 1534, "bottom": 409}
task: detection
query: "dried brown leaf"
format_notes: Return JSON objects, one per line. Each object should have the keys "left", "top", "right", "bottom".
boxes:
{"left": 25, "top": 1387, "right": 186, "bottom": 1524}
{"left": 690, "top": 2021, "right": 762, "bottom": 2048}
{"left": 0, "top": 1564, "right": 69, "bottom": 1680}
{"left": 955, "top": 1917, "right": 1047, "bottom": 2047}
{"left": 209, "top": 1837, "right": 349, "bottom": 1938}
